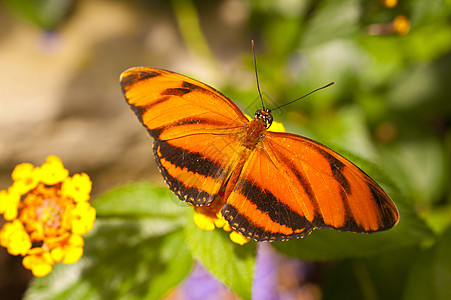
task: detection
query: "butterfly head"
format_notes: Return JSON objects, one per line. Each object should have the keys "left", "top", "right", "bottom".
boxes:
{"left": 255, "top": 108, "right": 273, "bottom": 128}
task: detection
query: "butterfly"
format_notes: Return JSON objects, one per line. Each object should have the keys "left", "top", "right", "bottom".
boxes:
{"left": 120, "top": 67, "right": 399, "bottom": 242}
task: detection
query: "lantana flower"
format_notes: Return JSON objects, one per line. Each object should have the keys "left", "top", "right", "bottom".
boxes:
{"left": 192, "top": 117, "right": 286, "bottom": 245}
{"left": 0, "top": 156, "right": 95, "bottom": 277}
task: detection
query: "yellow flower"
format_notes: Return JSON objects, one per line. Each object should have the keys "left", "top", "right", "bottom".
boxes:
{"left": 229, "top": 231, "right": 251, "bottom": 245}
{"left": 193, "top": 203, "right": 251, "bottom": 245}
{"left": 71, "top": 202, "right": 96, "bottom": 235}
{"left": 11, "top": 163, "right": 40, "bottom": 194}
{"left": 0, "top": 188, "right": 20, "bottom": 221}
{"left": 0, "top": 156, "right": 95, "bottom": 277}
{"left": 0, "top": 220, "right": 32, "bottom": 256}
{"left": 62, "top": 173, "right": 92, "bottom": 202}
{"left": 268, "top": 120, "right": 285, "bottom": 133}
{"left": 380, "top": 0, "right": 397, "bottom": 8}
{"left": 50, "top": 234, "right": 84, "bottom": 264}
{"left": 23, "top": 247, "right": 54, "bottom": 277}
{"left": 193, "top": 208, "right": 216, "bottom": 231}
{"left": 39, "top": 156, "right": 69, "bottom": 185}
{"left": 393, "top": 15, "right": 410, "bottom": 35}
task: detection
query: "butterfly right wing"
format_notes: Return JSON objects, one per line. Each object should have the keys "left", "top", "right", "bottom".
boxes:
{"left": 222, "top": 131, "right": 399, "bottom": 242}
{"left": 120, "top": 67, "right": 249, "bottom": 206}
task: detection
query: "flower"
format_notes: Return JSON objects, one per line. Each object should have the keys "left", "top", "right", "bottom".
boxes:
{"left": 62, "top": 173, "right": 92, "bottom": 202}
{"left": 23, "top": 247, "right": 54, "bottom": 277}
{"left": 393, "top": 15, "right": 410, "bottom": 35}
{"left": 0, "top": 156, "right": 95, "bottom": 277}
{"left": 192, "top": 117, "right": 285, "bottom": 245}
{"left": 379, "top": 0, "right": 397, "bottom": 8}
{"left": 367, "top": 15, "right": 411, "bottom": 36}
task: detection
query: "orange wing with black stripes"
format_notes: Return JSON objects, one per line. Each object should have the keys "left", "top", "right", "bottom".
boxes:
{"left": 121, "top": 67, "right": 248, "bottom": 207}
{"left": 222, "top": 132, "right": 399, "bottom": 241}
{"left": 120, "top": 67, "right": 399, "bottom": 242}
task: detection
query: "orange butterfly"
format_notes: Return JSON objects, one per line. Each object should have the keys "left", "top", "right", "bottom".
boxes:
{"left": 120, "top": 66, "right": 399, "bottom": 242}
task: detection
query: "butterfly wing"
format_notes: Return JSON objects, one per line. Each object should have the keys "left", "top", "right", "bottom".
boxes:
{"left": 120, "top": 67, "right": 249, "bottom": 206}
{"left": 222, "top": 131, "right": 399, "bottom": 242}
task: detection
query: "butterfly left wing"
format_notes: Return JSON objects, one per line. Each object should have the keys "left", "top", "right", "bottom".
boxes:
{"left": 121, "top": 68, "right": 250, "bottom": 207}
{"left": 222, "top": 131, "right": 399, "bottom": 242}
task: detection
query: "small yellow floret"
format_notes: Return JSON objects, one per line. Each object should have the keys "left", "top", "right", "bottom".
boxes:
{"left": 268, "top": 120, "right": 285, "bottom": 133}
{"left": 23, "top": 247, "right": 55, "bottom": 277}
{"left": 11, "top": 163, "right": 40, "bottom": 194}
{"left": 51, "top": 234, "right": 84, "bottom": 264}
{"left": 71, "top": 202, "right": 96, "bottom": 235}
{"left": 229, "top": 231, "right": 251, "bottom": 245}
{"left": 0, "top": 188, "right": 21, "bottom": 221}
{"left": 0, "top": 220, "right": 32, "bottom": 256}
{"left": 62, "top": 173, "right": 92, "bottom": 202}
{"left": 39, "top": 156, "right": 69, "bottom": 185}
{"left": 382, "top": 0, "right": 397, "bottom": 8}
{"left": 394, "top": 15, "right": 410, "bottom": 35}
{"left": 193, "top": 211, "right": 216, "bottom": 231}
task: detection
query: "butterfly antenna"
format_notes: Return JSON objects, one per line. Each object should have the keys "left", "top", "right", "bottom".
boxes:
{"left": 251, "top": 40, "right": 265, "bottom": 110}
{"left": 271, "top": 82, "right": 335, "bottom": 111}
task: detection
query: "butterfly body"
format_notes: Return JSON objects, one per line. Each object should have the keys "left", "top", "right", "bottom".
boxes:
{"left": 120, "top": 67, "right": 399, "bottom": 242}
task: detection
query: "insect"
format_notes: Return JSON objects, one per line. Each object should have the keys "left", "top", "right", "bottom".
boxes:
{"left": 120, "top": 51, "right": 399, "bottom": 242}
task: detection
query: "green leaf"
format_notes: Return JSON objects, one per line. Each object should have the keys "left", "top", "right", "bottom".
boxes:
{"left": 301, "top": 0, "right": 360, "bottom": 48}
{"left": 184, "top": 213, "right": 256, "bottom": 300}
{"left": 24, "top": 219, "right": 193, "bottom": 300}
{"left": 93, "top": 182, "right": 187, "bottom": 218}
{"left": 3, "top": 0, "right": 74, "bottom": 30}
{"left": 322, "top": 246, "right": 420, "bottom": 300}
{"left": 273, "top": 156, "right": 433, "bottom": 260}
{"left": 404, "top": 226, "right": 451, "bottom": 300}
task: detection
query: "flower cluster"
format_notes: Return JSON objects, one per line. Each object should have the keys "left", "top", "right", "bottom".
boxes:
{"left": 192, "top": 118, "right": 286, "bottom": 245}
{"left": 0, "top": 156, "right": 95, "bottom": 277}
{"left": 369, "top": 1, "right": 410, "bottom": 36}
{"left": 193, "top": 190, "right": 251, "bottom": 245}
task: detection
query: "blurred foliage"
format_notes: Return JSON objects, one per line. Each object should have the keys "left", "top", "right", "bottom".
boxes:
{"left": 1, "top": 0, "right": 75, "bottom": 30}
{"left": 4, "top": 0, "right": 450, "bottom": 299}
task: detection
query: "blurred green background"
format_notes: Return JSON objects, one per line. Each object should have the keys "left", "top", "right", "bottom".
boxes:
{"left": 0, "top": 0, "right": 450, "bottom": 299}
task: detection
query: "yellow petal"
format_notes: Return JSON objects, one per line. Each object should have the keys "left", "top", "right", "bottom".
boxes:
{"left": 0, "top": 189, "right": 8, "bottom": 215}
{"left": 50, "top": 234, "right": 84, "bottom": 264}
{"left": 193, "top": 212, "right": 215, "bottom": 231}
{"left": 31, "top": 263, "right": 53, "bottom": 277}
{"left": 50, "top": 247, "right": 64, "bottom": 263}
{"left": 394, "top": 15, "right": 410, "bottom": 35}
{"left": 214, "top": 218, "right": 227, "bottom": 229}
{"left": 12, "top": 163, "right": 35, "bottom": 181}
{"left": 11, "top": 163, "right": 40, "bottom": 195}
{"left": 223, "top": 223, "right": 233, "bottom": 232}
{"left": 22, "top": 248, "right": 54, "bottom": 277}
{"left": 71, "top": 202, "right": 96, "bottom": 235}
{"left": 381, "top": 0, "right": 397, "bottom": 8}
{"left": 268, "top": 120, "right": 285, "bottom": 133}
{"left": 0, "top": 188, "right": 20, "bottom": 221}
{"left": 229, "top": 231, "right": 251, "bottom": 245}
{"left": 40, "top": 156, "right": 69, "bottom": 185}
{"left": 0, "top": 220, "right": 31, "bottom": 256}
{"left": 61, "top": 173, "right": 92, "bottom": 202}
{"left": 62, "top": 247, "right": 83, "bottom": 264}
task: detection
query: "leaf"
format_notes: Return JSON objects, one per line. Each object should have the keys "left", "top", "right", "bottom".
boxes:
{"left": 301, "top": 0, "right": 360, "bottom": 48}
{"left": 322, "top": 246, "right": 420, "bottom": 300}
{"left": 93, "top": 182, "right": 187, "bottom": 218}
{"left": 404, "top": 226, "right": 451, "bottom": 300}
{"left": 184, "top": 213, "right": 257, "bottom": 300}
{"left": 24, "top": 219, "right": 193, "bottom": 300}
{"left": 2, "top": 0, "right": 74, "bottom": 30}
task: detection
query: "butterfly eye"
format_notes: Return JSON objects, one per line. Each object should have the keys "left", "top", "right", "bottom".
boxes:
{"left": 255, "top": 109, "right": 273, "bottom": 128}
{"left": 264, "top": 109, "right": 273, "bottom": 128}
